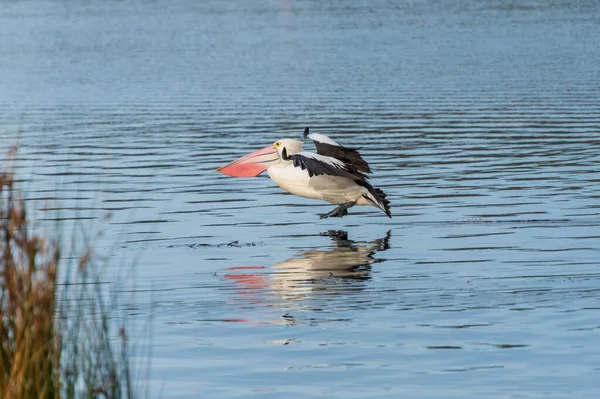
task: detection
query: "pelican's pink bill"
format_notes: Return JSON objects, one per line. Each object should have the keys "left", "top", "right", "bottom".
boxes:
{"left": 216, "top": 145, "right": 279, "bottom": 177}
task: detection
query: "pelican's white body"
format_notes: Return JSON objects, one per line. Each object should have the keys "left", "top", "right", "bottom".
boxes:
{"left": 267, "top": 162, "right": 374, "bottom": 206}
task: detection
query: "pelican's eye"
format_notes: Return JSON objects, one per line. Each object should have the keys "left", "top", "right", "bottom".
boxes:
{"left": 274, "top": 141, "right": 281, "bottom": 148}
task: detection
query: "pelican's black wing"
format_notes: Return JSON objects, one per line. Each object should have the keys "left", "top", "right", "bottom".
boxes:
{"left": 286, "top": 151, "right": 367, "bottom": 181}
{"left": 303, "top": 127, "right": 372, "bottom": 173}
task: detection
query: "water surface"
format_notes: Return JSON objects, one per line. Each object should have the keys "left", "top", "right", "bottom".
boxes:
{"left": 1, "top": 0, "right": 599, "bottom": 397}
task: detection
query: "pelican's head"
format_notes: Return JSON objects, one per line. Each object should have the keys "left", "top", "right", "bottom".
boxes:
{"left": 217, "top": 138, "right": 303, "bottom": 177}
{"left": 273, "top": 138, "right": 303, "bottom": 161}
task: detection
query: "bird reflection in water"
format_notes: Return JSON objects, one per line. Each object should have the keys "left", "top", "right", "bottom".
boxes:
{"left": 272, "top": 230, "right": 391, "bottom": 302}
{"left": 224, "top": 230, "right": 391, "bottom": 324}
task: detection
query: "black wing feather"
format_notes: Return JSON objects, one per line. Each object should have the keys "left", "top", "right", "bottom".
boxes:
{"left": 303, "top": 127, "right": 372, "bottom": 173}
{"left": 289, "top": 154, "right": 363, "bottom": 180}
{"left": 313, "top": 142, "right": 372, "bottom": 173}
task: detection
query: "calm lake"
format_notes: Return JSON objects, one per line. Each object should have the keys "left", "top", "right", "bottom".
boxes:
{"left": 1, "top": 0, "right": 599, "bottom": 397}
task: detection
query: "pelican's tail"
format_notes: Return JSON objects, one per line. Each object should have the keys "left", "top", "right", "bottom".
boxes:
{"left": 361, "top": 184, "right": 391, "bottom": 218}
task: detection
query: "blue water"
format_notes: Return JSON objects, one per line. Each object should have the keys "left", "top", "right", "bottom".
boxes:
{"left": 1, "top": 0, "right": 599, "bottom": 397}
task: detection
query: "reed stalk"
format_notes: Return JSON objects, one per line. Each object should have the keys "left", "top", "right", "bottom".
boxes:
{"left": 1, "top": 147, "right": 138, "bottom": 398}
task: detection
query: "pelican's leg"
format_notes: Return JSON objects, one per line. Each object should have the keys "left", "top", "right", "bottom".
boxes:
{"left": 319, "top": 202, "right": 356, "bottom": 219}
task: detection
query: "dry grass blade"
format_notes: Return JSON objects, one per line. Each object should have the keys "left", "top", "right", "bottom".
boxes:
{"left": 1, "top": 158, "right": 60, "bottom": 398}
{"left": 1, "top": 148, "right": 141, "bottom": 398}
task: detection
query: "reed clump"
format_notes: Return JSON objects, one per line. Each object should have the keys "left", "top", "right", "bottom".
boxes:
{"left": 1, "top": 148, "right": 137, "bottom": 398}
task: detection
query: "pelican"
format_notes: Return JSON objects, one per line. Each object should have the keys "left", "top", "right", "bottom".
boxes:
{"left": 217, "top": 127, "right": 391, "bottom": 219}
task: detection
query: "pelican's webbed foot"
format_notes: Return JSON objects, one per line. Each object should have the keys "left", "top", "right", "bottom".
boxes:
{"left": 319, "top": 202, "right": 356, "bottom": 219}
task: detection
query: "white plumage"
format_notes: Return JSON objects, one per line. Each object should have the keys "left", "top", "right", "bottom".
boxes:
{"left": 305, "top": 132, "right": 340, "bottom": 146}
{"left": 267, "top": 163, "right": 372, "bottom": 205}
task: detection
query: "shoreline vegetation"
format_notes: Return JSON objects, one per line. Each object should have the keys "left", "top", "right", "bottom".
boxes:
{"left": 1, "top": 147, "right": 141, "bottom": 398}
